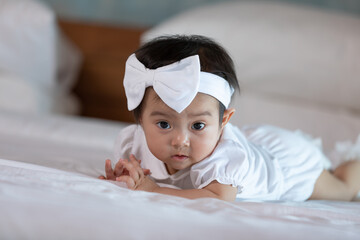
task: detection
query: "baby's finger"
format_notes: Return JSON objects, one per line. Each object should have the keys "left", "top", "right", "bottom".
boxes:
{"left": 120, "top": 159, "right": 143, "bottom": 182}
{"left": 129, "top": 154, "right": 141, "bottom": 166}
{"left": 105, "top": 159, "right": 115, "bottom": 180}
{"left": 128, "top": 155, "right": 150, "bottom": 176}
{"left": 143, "top": 169, "right": 151, "bottom": 176}
{"left": 116, "top": 176, "right": 136, "bottom": 189}
{"left": 114, "top": 159, "right": 124, "bottom": 176}
{"left": 98, "top": 175, "right": 106, "bottom": 180}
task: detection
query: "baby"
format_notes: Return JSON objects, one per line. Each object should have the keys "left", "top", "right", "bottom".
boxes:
{"left": 99, "top": 35, "right": 360, "bottom": 202}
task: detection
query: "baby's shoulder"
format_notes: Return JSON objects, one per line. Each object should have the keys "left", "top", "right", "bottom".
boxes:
{"left": 219, "top": 123, "right": 252, "bottom": 151}
{"left": 114, "top": 124, "right": 143, "bottom": 159}
{"left": 196, "top": 124, "right": 251, "bottom": 167}
{"left": 189, "top": 126, "right": 251, "bottom": 189}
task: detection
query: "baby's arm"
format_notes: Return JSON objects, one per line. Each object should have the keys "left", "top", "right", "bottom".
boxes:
{"left": 117, "top": 155, "right": 237, "bottom": 201}
{"left": 152, "top": 181, "right": 237, "bottom": 201}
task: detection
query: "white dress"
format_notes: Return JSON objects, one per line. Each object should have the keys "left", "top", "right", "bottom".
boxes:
{"left": 113, "top": 123, "right": 326, "bottom": 201}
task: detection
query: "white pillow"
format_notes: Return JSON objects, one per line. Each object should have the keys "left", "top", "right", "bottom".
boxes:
{"left": 0, "top": 71, "right": 80, "bottom": 114}
{"left": 0, "top": 0, "right": 81, "bottom": 114}
{"left": 0, "top": 0, "right": 57, "bottom": 88}
{"left": 142, "top": 2, "right": 360, "bottom": 112}
{"left": 230, "top": 92, "right": 360, "bottom": 154}
{"left": 0, "top": 72, "right": 40, "bottom": 113}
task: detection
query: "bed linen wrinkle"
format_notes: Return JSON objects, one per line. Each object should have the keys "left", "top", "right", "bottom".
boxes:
{"left": 1, "top": 151, "right": 360, "bottom": 239}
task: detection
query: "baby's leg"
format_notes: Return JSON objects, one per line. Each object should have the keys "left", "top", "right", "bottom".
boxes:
{"left": 309, "top": 160, "right": 360, "bottom": 201}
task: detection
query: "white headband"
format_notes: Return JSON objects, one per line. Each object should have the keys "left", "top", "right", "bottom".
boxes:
{"left": 123, "top": 53, "right": 234, "bottom": 113}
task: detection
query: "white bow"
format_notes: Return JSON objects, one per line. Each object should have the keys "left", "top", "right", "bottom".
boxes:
{"left": 124, "top": 53, "right": 234, "bottom": 113}
{"left": 124, "top": 53, "right": 201, "bottom": 113}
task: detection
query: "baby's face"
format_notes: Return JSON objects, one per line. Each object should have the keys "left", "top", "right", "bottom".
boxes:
{"left": 140, "top": 88, "right": 225, "bottom": 175}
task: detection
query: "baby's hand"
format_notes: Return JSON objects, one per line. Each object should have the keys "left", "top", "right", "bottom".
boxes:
{"left": 98, "top": 156, "right": 151, "bottom": 180}
{"left": 115, "top": 154, "right": 159, "bottom": 191}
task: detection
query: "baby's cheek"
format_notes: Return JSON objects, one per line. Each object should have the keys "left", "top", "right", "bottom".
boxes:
{"left": 195, "top": 137, "right": 218, "bottom": 159}
{"left": 145, "top": 135, "right": 161, "bottom": 154}
{"left": 148, "top": 141, "right": 163, "bottom": 157}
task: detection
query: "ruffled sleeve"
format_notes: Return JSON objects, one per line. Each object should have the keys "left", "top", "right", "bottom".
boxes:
{"left": 113, "top": 124, "right": 138, "bottom": 161}
{"left": 190, "top": 140, "right": 250, "bottom": 192}
{"left": 113, "top": 124, "right": 170, "bottom": 179}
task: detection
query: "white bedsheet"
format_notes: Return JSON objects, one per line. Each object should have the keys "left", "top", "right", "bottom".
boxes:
{"left": 1, "top": 158, "right": 359, "bottom": 240}
{"left": 0, "top": 110, "right": 360, "bottom": 239}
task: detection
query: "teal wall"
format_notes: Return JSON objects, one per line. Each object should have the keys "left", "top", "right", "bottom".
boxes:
{"left": 39, "top": 0, "right": 360, "bottom": 27}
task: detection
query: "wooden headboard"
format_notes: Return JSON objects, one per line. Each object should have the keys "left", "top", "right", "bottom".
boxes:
{"left": 59, "top": 20, "right": 147, "bottom": 123}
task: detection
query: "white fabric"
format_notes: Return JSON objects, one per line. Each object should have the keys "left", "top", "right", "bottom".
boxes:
{"left": 0, "top": 0, "right": 56, "bottom": 89}
{"left": 1, "top": 159, "right": 360, "bottom": 240}
{"left": 124, "top": 53, "right": 233, "bottom": 113}
{"left": 0, "top": 0, "right": 81, "bottom": 114}
{"left": 231, "top": 91, "right": 360, "bottom": 156}
{"left": 141, "top": 1, "right": 360, "bottom": 114}
{"left": 113, "top": 123, "right": 325, "bottom": 201}
{"left": 0, "top": 71, "right": 80, "bottom": 114}
{"left": 0, "top": 110, "right": 127, "bottom": 176}
{"left": 198, "top": 71, "right": 234, "bottom": 108}
{"left": 0, "top": 72, "right": 40, "bottom": 112}
{"left": 334, "top": 135, "right": 360, "bottom": 161}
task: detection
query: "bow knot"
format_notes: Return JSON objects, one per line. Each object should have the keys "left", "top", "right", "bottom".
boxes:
{"left": 124, "top": 54, "right": 201, "bottom": 113}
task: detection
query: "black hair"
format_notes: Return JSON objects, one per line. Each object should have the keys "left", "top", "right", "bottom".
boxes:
{"left": 131, "top": 35, "right": 240, "bottom": 123}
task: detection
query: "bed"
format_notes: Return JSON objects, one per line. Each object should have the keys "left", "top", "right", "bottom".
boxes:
{"left": 1, "top": 1, "right": 360, "bottom": 239}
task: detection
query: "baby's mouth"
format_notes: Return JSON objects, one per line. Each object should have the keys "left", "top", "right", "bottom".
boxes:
{"left": 171, "top": 154, "right": 189, "bottom": 161}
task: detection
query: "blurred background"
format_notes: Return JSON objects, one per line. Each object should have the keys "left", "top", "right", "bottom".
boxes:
{"left": 39, "top": 0, "right": 360, "bottom": 27}
{"left": 0, "top": 0, "right": 360, "bottom": 157}
{"left": 1, "top": 0, "right": 359, "bottom": 124}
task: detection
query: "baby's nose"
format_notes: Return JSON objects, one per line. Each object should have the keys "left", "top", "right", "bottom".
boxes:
{"left": 171, "top": 130, "right": 190, "bottom": 148}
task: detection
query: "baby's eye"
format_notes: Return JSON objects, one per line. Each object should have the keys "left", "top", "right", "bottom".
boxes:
{"left": 192, "top": 122, "right": 205, "bottom": 130}
{"left": 157, "top": 121, "right": 171, "bottom": 129}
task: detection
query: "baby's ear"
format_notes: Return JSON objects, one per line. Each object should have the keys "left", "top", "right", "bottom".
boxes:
{"left": 221, "top": 108, "right": 235, "bottom": 129}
